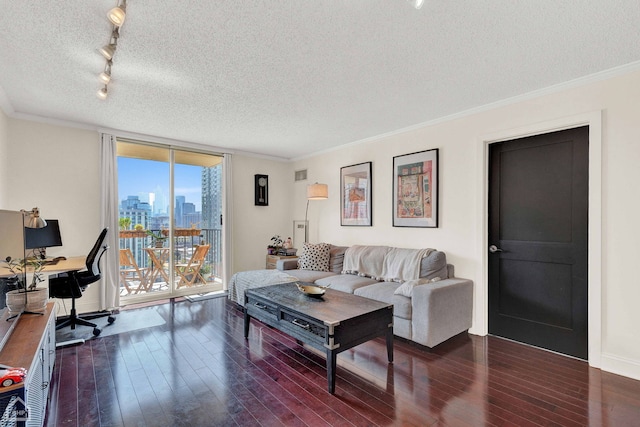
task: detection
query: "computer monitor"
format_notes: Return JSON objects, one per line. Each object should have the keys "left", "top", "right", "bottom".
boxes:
{"left": 25, "top": 219, "right": 62, "bottom": 250}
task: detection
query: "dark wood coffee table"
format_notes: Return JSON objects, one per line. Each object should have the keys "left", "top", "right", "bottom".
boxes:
{"left": 244, "top": 282, "right": 393, "bottom": 394}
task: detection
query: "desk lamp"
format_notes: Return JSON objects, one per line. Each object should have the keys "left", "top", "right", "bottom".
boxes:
{"left": 304, "top": 183, "right": 328, "bottom": 243}
{"left": 6, "top": 208, "right": 48, "bottom": 321}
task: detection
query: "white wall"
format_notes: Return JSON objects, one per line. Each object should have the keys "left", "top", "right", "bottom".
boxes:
{"left": 5, "top": 117, "right": 101, "bottom": 314}
{"left": 0, "top": 108, "right": 8, "bottom": 206}
{"left": 292, "top": 69, "right": 640, "bottom": 381}
{"left": 231, "top": 155, "right": 295, "bottom": 273}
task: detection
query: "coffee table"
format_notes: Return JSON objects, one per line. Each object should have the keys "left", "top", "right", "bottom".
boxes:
{"left": 244, "top": 282, "right": 393, "bottom": 394}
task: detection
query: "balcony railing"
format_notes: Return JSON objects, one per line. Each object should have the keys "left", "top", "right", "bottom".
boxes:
{"left": 118, "top": 228, "right": 222, "bottom": 297}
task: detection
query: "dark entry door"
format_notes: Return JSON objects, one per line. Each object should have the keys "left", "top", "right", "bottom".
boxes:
{"left": 488, "top": 126, "right": 589, "bottom": 359}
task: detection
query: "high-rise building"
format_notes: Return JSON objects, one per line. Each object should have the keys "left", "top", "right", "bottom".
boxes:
{"left": 202, "top": 165, "right": 222, "bottom": 229}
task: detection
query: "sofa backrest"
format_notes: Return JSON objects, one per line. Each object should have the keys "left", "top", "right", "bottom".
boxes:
{"left": 420, "top": 250, "right": 449, "bottom": 280}
{"left": 328, "top": 245, "right": 448, "bottom": 279}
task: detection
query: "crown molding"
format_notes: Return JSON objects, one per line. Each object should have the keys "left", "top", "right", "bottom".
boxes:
{"left": 291, "top": 60, "right": 640, "bottom": 162}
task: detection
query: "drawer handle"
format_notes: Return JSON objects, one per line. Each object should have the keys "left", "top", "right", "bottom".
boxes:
{"left": 292, "top": 319, "right": 310, "bottom": 330}
{"left": 254, "top": 302, "right": 268, "bottom": 310}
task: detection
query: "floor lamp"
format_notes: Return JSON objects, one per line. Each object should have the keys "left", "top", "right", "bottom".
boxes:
{"left": 304, "top": 183, "right": 328, "bottom": 243}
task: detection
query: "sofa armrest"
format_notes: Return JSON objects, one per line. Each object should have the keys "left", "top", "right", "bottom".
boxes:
{"left": 411, "top": 278, "right": 473, "bottom": 348}
{"left": 276, "top": 259, "right": 299, "bottom": 271}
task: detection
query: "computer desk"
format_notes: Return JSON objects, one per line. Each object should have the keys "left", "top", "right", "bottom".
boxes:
{"left": 0, "top": 256, "right": 86, "bottom": 278}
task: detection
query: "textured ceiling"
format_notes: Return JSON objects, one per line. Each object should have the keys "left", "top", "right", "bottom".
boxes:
{"left": 1, "top": 1, "right": 639, "bottom": 159}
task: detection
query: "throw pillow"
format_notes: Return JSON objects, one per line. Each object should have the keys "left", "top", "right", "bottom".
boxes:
{"left": 394, "top": 277, "right": 441, "bottom": 297}
{"left": 298, "top": 242, "right": 331, "bottom": 271}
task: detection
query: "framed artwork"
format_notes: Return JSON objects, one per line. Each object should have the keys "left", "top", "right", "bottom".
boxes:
{"left": 340, "top": 162, "right": 372, "bottom": 226}
{"left": 393, "top": 148, "right": 438, "bottom": 227}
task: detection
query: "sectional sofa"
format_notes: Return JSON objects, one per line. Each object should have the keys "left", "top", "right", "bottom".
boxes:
{"left": 229, "top": 243, "right": 473, "bottom": 348}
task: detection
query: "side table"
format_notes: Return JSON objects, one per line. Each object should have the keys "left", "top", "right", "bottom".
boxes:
{"left": 266, "top": 255, "right": 298, "bottom": 269}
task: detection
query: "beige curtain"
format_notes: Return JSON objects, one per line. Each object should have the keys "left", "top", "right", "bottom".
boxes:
{"left": 99, "top": 133, "right": 119, "bottom": 309}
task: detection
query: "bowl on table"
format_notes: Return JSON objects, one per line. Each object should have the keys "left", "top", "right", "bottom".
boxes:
{"left": 295, "top": 282, "right": 329, "bottom": 298}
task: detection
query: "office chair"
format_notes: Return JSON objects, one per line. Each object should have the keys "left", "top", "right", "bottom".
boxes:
{"left": 49, "top": 227, "right": 115, "bottom": 336}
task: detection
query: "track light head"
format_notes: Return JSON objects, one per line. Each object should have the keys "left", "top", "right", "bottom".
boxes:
{"left": 108, "top": 0, "right": 127, "bottom": 27}
{"left": 99, "top": 61, "right": 112, "bottom": 84}
{"left": 99, "top": 44, "right": 116, "bottom": 60}
{"left": 97, "top": 86, "right": 108, "bottom": 100}
{"left": 99, "top": 71, "right": 111, "bottom": 84}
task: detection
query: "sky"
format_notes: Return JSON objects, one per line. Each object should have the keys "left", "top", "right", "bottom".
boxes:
{"left": 118, "top": 158, "right": 203, "bottom": 212}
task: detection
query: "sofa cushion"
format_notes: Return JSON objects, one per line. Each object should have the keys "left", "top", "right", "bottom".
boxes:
{"left": 394, "top": 277, "right": 441, "bottom": 297}
{"left": 315, "top": 274, "right": 378, "bottom": 294}
{"left": 354, "top": 282, "right": 412, "bottom": 320}
{"left": 328, "top": 245, "right": 348, "bottom": 273}
{"left": 297, "top": 242, "right": 331, "bottom": 271}
{"left": 420, "top": 251, "right": 448, "bottom": 279}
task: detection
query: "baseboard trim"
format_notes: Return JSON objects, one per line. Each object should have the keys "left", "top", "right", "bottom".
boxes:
{"left": 600, "top": 352, "right": 640, "bottom": 381}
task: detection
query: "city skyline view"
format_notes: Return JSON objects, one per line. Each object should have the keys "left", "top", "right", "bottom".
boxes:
{"left": 118, "top": 157, "right": 204, "bottom": 212}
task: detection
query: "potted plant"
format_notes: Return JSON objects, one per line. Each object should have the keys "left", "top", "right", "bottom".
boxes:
{"left": 200, "top": 264, "right": 212, "bottom": 282}
{"left": 146, "top": 230, "right": 168, "bottom": 248}
{"left": 119, "top": 217, "right": 132, "bottom": 230}
{"left": 3, "top": 256, "right": 48, "bottom": 314}
{"left": 267, "top": 235, "right": 283, "bottom": 255}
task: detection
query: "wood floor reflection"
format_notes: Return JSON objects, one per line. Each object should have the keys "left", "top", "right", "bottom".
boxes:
{"left": 46, "top": 297, "right": 640, "bottom": 426}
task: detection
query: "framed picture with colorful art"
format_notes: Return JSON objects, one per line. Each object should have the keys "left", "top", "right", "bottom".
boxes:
{"left": 340, "top": 161, "right": 372, "bottom": 226}
{"left": 392, "top": 149, "right": 438, "bottom": 227}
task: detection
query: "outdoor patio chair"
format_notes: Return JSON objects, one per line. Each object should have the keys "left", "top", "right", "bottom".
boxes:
{"left": 119, "top": 248, "right": 149, "bottom": 294}
{"left": 175, "top": 244, "right": 210, "bottom": 288}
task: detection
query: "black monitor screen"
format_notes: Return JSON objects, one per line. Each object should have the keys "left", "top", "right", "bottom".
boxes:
{"left": 25, "top": 219, "right": 62, "bottom": 249}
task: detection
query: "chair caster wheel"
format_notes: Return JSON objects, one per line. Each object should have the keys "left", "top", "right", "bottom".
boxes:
{"left": 93, "top": 328, "right": 101, "bottom": 336}
{"left": 108, "top": 316, "right": 116, "bottom": 324}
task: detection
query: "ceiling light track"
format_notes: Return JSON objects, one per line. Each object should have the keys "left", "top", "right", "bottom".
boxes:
{"left": 97, "top": 0, "right": 127, "bottom": 100}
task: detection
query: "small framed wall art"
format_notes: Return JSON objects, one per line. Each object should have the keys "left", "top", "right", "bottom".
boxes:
{"left": 340, "top": 161, "right": 372, "bottom": 226}
{"left": 254, "top": 174, "right": 268, "bottom": 206}
{"left": 392, "top": 148, "right": 438, "bottom": 227}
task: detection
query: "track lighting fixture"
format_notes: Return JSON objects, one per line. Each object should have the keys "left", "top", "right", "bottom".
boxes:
{"left": 108, "top": 0, "right": 127, "bottom": 27}
{"left": 97, "top": 86, "right": 108, "bottom": 100}
{"left": 97, "top": 3, "right": 127, "bottom": 100}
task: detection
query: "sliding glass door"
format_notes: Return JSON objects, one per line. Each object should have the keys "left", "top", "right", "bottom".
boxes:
{"left": 117, "top": 141, "right": 224, "bottom": 303}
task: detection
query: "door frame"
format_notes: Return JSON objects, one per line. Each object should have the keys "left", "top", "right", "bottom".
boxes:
{"left": 474, "top": 111, "right": 602, "bottom": 367}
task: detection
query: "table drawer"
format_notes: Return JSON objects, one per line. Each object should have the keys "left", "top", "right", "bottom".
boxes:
{"left": 280, "top": 309, "right": 326, "bottom": 341}
{"left": 246, "top": 296, "right": 279, "bottom": 323}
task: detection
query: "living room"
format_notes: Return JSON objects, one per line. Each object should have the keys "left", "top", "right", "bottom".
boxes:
{"left": 2, "top": 2, "right": 640, "bottom": 425}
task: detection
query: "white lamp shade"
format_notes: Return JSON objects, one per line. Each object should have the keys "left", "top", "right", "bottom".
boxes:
{"left": 307, "top": 183, "right": 328, "bottom": 200}
{"left": 108, "top": 6, "right": 126, "bottom": 26}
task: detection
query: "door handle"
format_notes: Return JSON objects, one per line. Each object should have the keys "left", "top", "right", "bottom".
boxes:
{"left": 489, "top": 245, "right": 503, "bottom": 253}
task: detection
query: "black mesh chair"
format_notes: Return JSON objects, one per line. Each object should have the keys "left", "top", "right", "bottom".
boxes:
{"left": 49, "top": 227, "right": 115, "bottom": 336}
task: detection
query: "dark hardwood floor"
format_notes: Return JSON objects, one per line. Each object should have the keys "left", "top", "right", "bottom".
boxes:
{"left": 46, "top": 296, "right": 640, "bottom": 426}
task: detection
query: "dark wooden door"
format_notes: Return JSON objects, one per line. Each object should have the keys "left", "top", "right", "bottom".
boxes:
{"left": 488, "top": 126, "right": 589, "bottom": 359}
